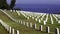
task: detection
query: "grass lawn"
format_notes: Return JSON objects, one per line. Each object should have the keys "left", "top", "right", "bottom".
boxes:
{"left": 0, "top": 11, "right": 50, "bottom": 34}
{"left": 0, "top": 10, "right": 60, "bottom": 34}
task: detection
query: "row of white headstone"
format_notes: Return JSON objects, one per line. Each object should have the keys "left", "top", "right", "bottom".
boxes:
{"left": 0, "top": 9, "right": 60, "bottom": 34}
{"left": 2, "top": 9, "right": 60, "bottom": 25}
{"left": 0, "top": 19, "right": 19, "bottom": 34}
{"left": 20, "top": 11, "right": 60, "bottom": 25}
{"left": 53, "top": 14, "right": 58, "bottom": 21}
{"left": 20, "top": 11, "right": 29, "bottom": 19}
{"left": 17, "top": 12, "right": 53, "bottom": 25}
{"left": 8, "top": 10, "right": 60, "bottom": 34}
{"left": 1, "top": 10, "right": 35, "bottom": 29}
{"left": 50, "top": 14, "right": 54, "bottom": 24}
{"left": 20, "top": 11, "right": 47, "bottom": 24}
{"left": 17, "top": 20, "right": 60, "bottom": 34}
{"left": 55, "top": 14, "right": 60, "bottom": 19}
{"left": 20, "top": 11, "right": 60, "bottom": 23}
{"left": 54, "top": 14, "right": 60, "bottom": 23}
{"left": 53, "top": 14, "right": 60, "bottom": 24}
{"left": 0, "top": 9, "right": 16, "bottom": 22}
{"left": 20, "top": 11, "right": 38, "bottom": 20}
{"left": 0, "top": 9, "right": 22, "bottom": 24}
{"left": 43, "top": 14, "right": 48, "bottom": 25}
{"left": 20, "top": 11, "right": 44, "bottom": 17}
{"left": 0, "top": 9, "right": 33, "bottom": 28}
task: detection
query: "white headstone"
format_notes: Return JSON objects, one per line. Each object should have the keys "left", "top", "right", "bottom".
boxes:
{"left": 17, "top": 30, "right": 19, "bottom": 34}
{"left": 46, "top": 26, "right": 50, "bottom": 33}
{"left": 12, "top": 28, "right": 14, "bottom": 34}
{"left": 9, "top": 27, "right": 11, "bottom": 33}
{"left": 35, "top": 18, "right": 37, "bottom": 21}
{"left": 30, "top": 16, "right": 31, "bottom": 17}
{"left": 32, "top": 17, "right": 34, "bottom": 19}
{"left": 10, "top": 10, "right": 12, "bottom": 12}
{"left": 39, "top": 25, "right": 43, "bottom": 31}
{"left": 39, "top": 19, "right": 41, "bottom": 23}
{"left": 27, "top": 17, "right": 29, "bottom": 19}
{"left": 55, "top": 28, "right": 59, "bottom": 34}
{"left": 58, "top": 20, "right": 60, "bottom": 23}
{"left": 51, "top": 20, "right": 53, "bottom": 24}
{"left": 13, "top": 10, "right": 15, "bottom": 12}
{"left": 44, "top": 21, "right": 46, "bottom": 25}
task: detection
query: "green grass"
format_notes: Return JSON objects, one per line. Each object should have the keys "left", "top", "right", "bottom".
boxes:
{"left": 0, "top": 11, "right": 51, "bottom": 34}
{"left": 0, "top": 10, "right": 60, "bottom": 34}
{"left": 6, "top": 11, "right": 60, "bottom": 33}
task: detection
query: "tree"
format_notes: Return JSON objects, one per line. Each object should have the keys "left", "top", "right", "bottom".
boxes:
{"left": 10, "top": 0, "right": 16, "bottom": 9}
{"left": 0, "top": 0, "right": 16, "bottom": 9}
{"left": 0, "top": 0, "right": 9, "bottom": 9}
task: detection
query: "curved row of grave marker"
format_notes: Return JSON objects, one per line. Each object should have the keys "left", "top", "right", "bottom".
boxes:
{"left": 19, "top": 11, "right": 60, "bottom": 24}
{"left": 15, "top": 20, "right": 60, "bottom": 34}
{"left": 20, "top": 11, "right": 45, "bottom": 21}
{"left": 0, "top": 19, "right": 19, "bottom": 34}
{"left": 1, "top": 9, "right": 60, "bottom": 26}
{"left": 0, "top": 9, "right": 60, "bottom": 34}
{"left": 19, "top": 20, "right": 60, "bottom": 34}
{"left": 2, "top": 9, "right": 60, "bottom": 24}
{"left": 53, "top": 14, "right": 58, "bottom": 21}
{"left": 0, "top": 9, "right": 17, "bottom": 22}
{"left": 53, "top": 14, "right": 60, "bottom": 23}
{"left": 55, "top": 14, "right": 60, "bottom": 19}
{"left": 20, "top": 11, "right": 48, "bottom": 24}
{"left": 50, "top": 14, "right": 54, "bottom": 24}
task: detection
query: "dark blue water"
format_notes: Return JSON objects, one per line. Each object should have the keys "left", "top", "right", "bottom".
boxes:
{"left": 14, "top": 4, "right": 60, "bottom": 13}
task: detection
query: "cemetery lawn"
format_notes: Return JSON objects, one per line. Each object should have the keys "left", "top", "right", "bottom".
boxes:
{"left": 3, "top": 11, "right": 60, "bottom": 34}
{"left": 5, "top": 11, "right": 60, "bottom": 27}
{"left": 0, "top": 11, "right": 50, "bottom": 34}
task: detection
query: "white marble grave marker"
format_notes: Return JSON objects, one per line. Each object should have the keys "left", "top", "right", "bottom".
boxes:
{"left": 44, "top": 21, "right": 46, "bottom": 25}
{"left": 46, "top": 26, "right": 50, "bottom": 33}
{"left": 58, "top": 20, "right": 60, "bottom": 23}
{"left": 39, "top": 25, "right": 43, "bottom": 31}
{"left": 12, "top": 28, "right": 14, "bottom": 34}
{"left": 39, "top": 19, "right": 41, "bottom": 23}
{"left": 17, "top": 30, "right": 19, "bottom": 34}
{"left": 35, "top": 18, "right": 37, "bottom": 21}
{"left": 9, "top": 27, "right": 11, "bottom": 33}
{"left": 55, "top": 28, "right": 59, "bottom": 34}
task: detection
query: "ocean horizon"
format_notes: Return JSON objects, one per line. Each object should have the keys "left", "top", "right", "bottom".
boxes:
{"left": 14, "top": 4, "right": 60, "bottom": 14}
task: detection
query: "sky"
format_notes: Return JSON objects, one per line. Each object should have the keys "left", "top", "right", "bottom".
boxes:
{"left": 7, "top": 0, "right": 60, "bottom": 4}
